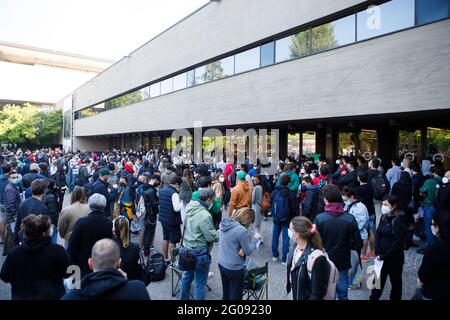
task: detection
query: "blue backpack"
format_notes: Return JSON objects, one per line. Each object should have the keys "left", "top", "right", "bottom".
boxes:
{"left": 271, "top": 190, "right": 290, "bottom": 222}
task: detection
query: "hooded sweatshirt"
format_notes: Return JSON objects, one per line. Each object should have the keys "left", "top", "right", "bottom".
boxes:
{"left": 0, "top": 236, "right": 71, "bottom": 300}
{"left": 183, "top": 200, "right": 219, "bottom": 251}
{"left": 227, "top": 180, "right": 252, "bottom": 216}
{"left": 218, "top": 218, "right": 258, "bottom": 270}
{"left": 61, "top": 268, "right": 150, "bottom": 300}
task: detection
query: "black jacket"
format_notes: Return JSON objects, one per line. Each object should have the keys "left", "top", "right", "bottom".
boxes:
{"left": 53, "top": 170, "right": 67, "bottom": 190}
{"left": 375, "top": 213, "right": 407, "bottom": 261}
{"left": 314, "top": 208, "right": 363, "bottom": 271}
{"left": 92, "top": 179, "right": 118, "bottom": 217}
{"left": 67, "top": 211, "right": 113, "bottom": 277}
{"left": 418, "top": 242, "right": 450, "bottom": 300}
{"left": 43, "top": 190, "right": 60, "bottom": 225}
{"left": 301, "top": 186, "right": 321, "bottom": 222}
{"left": 15, "top": 197, "right": 49, "bottom": 235}
{"left": 286, "top": 243, "right": 330, "bottom": 300}
{"left": 336, "top": 170, "right": 359, "bottom": 190}
{"left": 0, "top": 236, "right": 71, "bottom": 300}
{"left": 61, "top": 268, "right": 150, "bottom": 300}
{"left": 391, "top": 182, "right": 413, "bottom": 214}
{"left": 142, "top": 184, "right": 159, "bottom": 218}
{"left": 113, "top": 238, "right": 142, "bottom": 281}
{"left": 271, "top": 185, "right": 299, "bottom": 226}
{"left": 436, "top": 183, "right": 450, "bottom": 212}
{"left": 4, "top": 182, "right": 21, "bottom": 216}
{"left": 22, "top": 172, "right": 47, "bottom": 189}
{"left": 355, "top": 183, "right": 375, "bottom": 216}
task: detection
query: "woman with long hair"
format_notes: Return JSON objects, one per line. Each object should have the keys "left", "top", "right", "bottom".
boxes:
{"left": 286, "top": 216, "right": 332, "bottom": 300}
{"left": 112, "top": 215, "right": 141, "bottom": 281}
{"left": 179, "top": 168, "right": 194, "bottom": 224}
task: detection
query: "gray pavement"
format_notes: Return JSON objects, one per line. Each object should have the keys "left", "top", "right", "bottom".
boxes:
{"left": 0, "top": 193, "right": 423, "bottom": 300}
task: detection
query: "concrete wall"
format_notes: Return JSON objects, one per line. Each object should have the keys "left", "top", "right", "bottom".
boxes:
{"left": 74, "top": 19, "right": 450, "bottom": 137}
{"left": 72, "top": 0, "right": 368, "bottom": 110}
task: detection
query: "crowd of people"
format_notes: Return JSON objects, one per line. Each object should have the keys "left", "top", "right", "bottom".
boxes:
{"left": 0, "top": 147, "right": 448, "bottom": 300}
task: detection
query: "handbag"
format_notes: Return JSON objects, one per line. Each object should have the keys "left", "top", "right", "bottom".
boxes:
{"left": 261, "top": 192, "right": 271, "bottom": 213}
{"left": 177, "top": 215, "right": 197, "bottom": 271}
{"left": 139, "top": 250, "right": 152, "bottom": 286}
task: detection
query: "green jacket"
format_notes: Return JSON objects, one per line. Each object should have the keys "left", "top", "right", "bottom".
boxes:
{"left": 420, "top": 176, "right": 442, "bottom": 206}
{"left": 277, "top": 170, "right": 300, "bottom": 193}
{"left": 183, "top": 200, "right": 219, "bottom": 251}
{"left": 191, "top": 191, "right": 221, "bottom": 219}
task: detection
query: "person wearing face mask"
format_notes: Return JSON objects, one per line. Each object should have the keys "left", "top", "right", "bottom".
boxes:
{"left": 91, "top": 168, "right": 118, "bottom": 217}
{"left": 286, "top": 216, "right": 333, "bottom": 300}
{"left": 218, "top": 207, "right": 261, "bottom": 300}
{"left": 435, "top": 170, "right": 450, "bottom": 213}
{"left": 179, "top": 169, "right": 194, "bottom": 225}
{"left": 342, "top": 187, "right": 369, "bottom": 288}
{"left": 3, "top": 170, "right": 22, "bottom": 255}
{"left": 211, "top": 172, "right": 225, "bottom": 206}
{"left": 336, "top": 161, "right": 359, "bottom": 190}
{"left": 118, "top": 177, "right": 136, "bottom": 223}
{"left": 159, "top": 176, "right": 183, "bottom": 263}
{"left": 0, "top": 214, "right": 72, "bottom": 299}
{"left": 180, "top": 188, "right": 219, "bottom": 300}
{"left": 370, "top": 195, "right": 407, "bottom": 300}
{"left": 417, "top": 212, "right": 450, "bottom": 300}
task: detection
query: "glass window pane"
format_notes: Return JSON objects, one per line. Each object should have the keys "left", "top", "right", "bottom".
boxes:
{"left": 275, "top": 30, "right": 310, "bottom": 63}
{"left": 187, "top": 70, "right": 195, "bottom": 87}
{"left": 426, "top": 127, "right": 450, "bottom": 170}
{"left": 288, "top": 133, "right": 300, "bottom": 158}
{"left": 160, "top": 78, "right": 173, "bottom": 95}
{"left": 212, "top": 56, "right": 234, "bottom": 80}
{"left": 357, "top": 0, "right": 414, "bottom": 41}
{"left": 235, "top": 47, "right": 260, "bottom": 74}
{"left": 398, "top": 130, "right": 422, "bottom": 163}
{"left": 302, "top": 132, "right": 316, "bottom": 156}
{"left": 195, "top": 65, "right": 212, "bottom": 85}
{"left": 312, "top": 14, "right": 355, "bottom": 53}
{"left": 140, "top": 87, "right": 150, "bottom": 100}
{"left": 416, "top": 0, "right": 450, "bottom": 25}
{"left": 261, "top": 42, "right": 275, "bottom": 67}
{"left": 338, "top": 132, "right": 356, "bottom": 157}
{"left": 150, "top": 82, "right": 161, "bottom": 98}
{"left": 173, "top": 73, "right": 187, "bottom": 91}
{"left": 359, "top": 129, "right": 378, "bottom": 160}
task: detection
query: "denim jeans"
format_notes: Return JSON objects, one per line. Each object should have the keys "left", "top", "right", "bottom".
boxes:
{"left": 51, "top": 225, "right": 58, "bottom": 244}
{"left": 271, "top": 222, "right": 289, "bottom": 262}
{"left": 180, "top": 251, "right": 210, "bottom": 300}
{"left": 336, "top": 270, "right": 349, "bottom": 300}
{"left": 423, "top": 206, "right": 437, "bottom": 248}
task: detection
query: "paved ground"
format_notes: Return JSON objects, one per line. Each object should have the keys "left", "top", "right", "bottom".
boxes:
{"left": 0, "top": 193, "right": 423, "bottom": 300}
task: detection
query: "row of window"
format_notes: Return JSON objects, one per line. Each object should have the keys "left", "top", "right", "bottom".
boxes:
{"left": 74, "top": 0, "right": 450, "bottom": 120}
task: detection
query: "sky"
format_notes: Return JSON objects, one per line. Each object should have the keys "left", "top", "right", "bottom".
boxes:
{"left": 0, "top": 0, "right": 209, "bottom": 61}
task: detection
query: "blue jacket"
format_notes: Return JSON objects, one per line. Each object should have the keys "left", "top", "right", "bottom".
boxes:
{"left": 4, "top": 183, "right": 21, "bottom": 216}
{"left": 158, "top": 186, "right": 181, "bottom": 226}
{"left": 0, "top": 174, "right": 10, "bottom": 204}
{"left": 22, "top": 172, "right": 47, "bottom": 189}
{"left": 15, "top": 197, "right": 49, "bottom": 235}
{"left": 301, "top": 185, "right": 321, "bottom": 221}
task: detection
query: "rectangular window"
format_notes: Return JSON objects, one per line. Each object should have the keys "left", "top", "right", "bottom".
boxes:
{"left": 260, "top": 41, "right": 275, "bottom": 67}
{"left": 187, "top": 69, "right": 195, "bottom": 87}
{"left": 150, "top": 82, "right": 161, "bottom": 98}
{"left": 195, "top": 65, "right": 212, "bottom": 85}
{"left": 357, "top": 0, "right": 414, "bottom": 41}
{"left": 173, "top": 73, "right": 187, "bottom": 91}
{"left": 275, "top": 30, "right": 310, "bottom": 63}
{"left": 139, "top": 86, "right": 150, "bottom": 100}
{"left": 302, "top": 132, "right": 316, "bottom": 155}
{"left": 212, "top": 56, "right": 234, "bottom": 80}
{"left": 160, "top": 78, "right": 173, "bottom": 95}
{"left": 312, "top": 14, "right": 355, "bottom": 53}
{"left": 235, "top": 47, "right": 260, "bottom": 74}
{"left": 416, "top": 0, "right": 450, "bottom": 25}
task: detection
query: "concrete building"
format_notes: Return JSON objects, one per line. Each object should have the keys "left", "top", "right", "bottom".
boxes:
{"left": 65, "top": 0, "right": 450, "bottom": 168}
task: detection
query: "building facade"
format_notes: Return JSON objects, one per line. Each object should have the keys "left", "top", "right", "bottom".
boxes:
{"left": 66, "top": 0, "right": 450, "bottom": 168}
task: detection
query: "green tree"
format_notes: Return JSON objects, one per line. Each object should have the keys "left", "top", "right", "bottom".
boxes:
{"left": 289, "top": 24, "right": 336, "bottom": 58}
{"left": 35, "top": 109, "right": 63, "bottom": 145}
{"left": 290, "top": 30, "right": 310, "bottom": 58}
{"left": 0, "top": 103, "right": 41, "bottom": 144}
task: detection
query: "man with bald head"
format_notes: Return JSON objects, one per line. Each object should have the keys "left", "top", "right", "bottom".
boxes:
{"left": 62, "top": 239, "right": 150, "bottom": 300}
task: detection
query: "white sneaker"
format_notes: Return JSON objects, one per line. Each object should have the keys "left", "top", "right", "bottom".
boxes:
{"left": 272, "top": 257, "right": 280, "bottom": 262}
{"left": 281, "top": 262, "right": 287, "bottom": 266}
{"left": 208, "top": 272, "right": 214, "bottom": 279}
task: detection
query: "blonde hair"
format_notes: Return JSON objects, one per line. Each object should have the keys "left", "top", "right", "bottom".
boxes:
{"left": 113, "top": 216, "right": 130, "bottom": 248}
{"left": 231, "top": 207, "right": 255, "bottom": 227}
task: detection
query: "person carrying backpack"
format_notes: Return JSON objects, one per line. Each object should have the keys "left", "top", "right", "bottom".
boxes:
{"left": 369, "top": 159, "right": 390, "bottom": 228}
{"left": 286, "top": 216, "right": 338, "bottom": 300}
{"left": 271, "top": 173, "right": 299, "bottom": 264}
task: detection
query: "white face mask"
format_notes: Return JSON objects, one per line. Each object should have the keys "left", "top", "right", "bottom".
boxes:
{"left": 48, "top": 226, "right": 54, "bottom": 238}
{"left": 288, "top": 229, "right": 296, "bottom": 240}
{"left": 381, "top": 205, "right": 391, "bottom": 215}
{"left": 336, "top": 160, "right": 340, "bottom": 165}
{"left": 431, "top": 226, "right": 438, "bottom": 237}
{"left": 442, "top": 177, "right": 449, "bottom": 184}
{"left": 344, "top": 199, "right": 352, "bottom": 206}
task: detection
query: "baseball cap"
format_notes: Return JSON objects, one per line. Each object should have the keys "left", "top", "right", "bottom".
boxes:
{"left": 99, "top": 168, "right": 111, "bottom": 176}
{"left": 237, "top": 170, "right": 246, "bottom": 181}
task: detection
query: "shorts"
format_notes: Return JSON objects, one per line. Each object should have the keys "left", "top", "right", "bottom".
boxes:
{"left": 368, "top": 214, "right": 376, "bottom": 232}
{"left": 161, "top": 223, "right": 181, "bottom": 244}
{"left": 0, "top": 205, "right": 7, "bottom": 224}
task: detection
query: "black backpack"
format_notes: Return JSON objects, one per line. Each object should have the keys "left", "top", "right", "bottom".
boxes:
{"left": 147, "top": 252, "right": 166, "bottom": 282}
{"left": 371, "top": 173, "right": 390, "bottom": 200}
